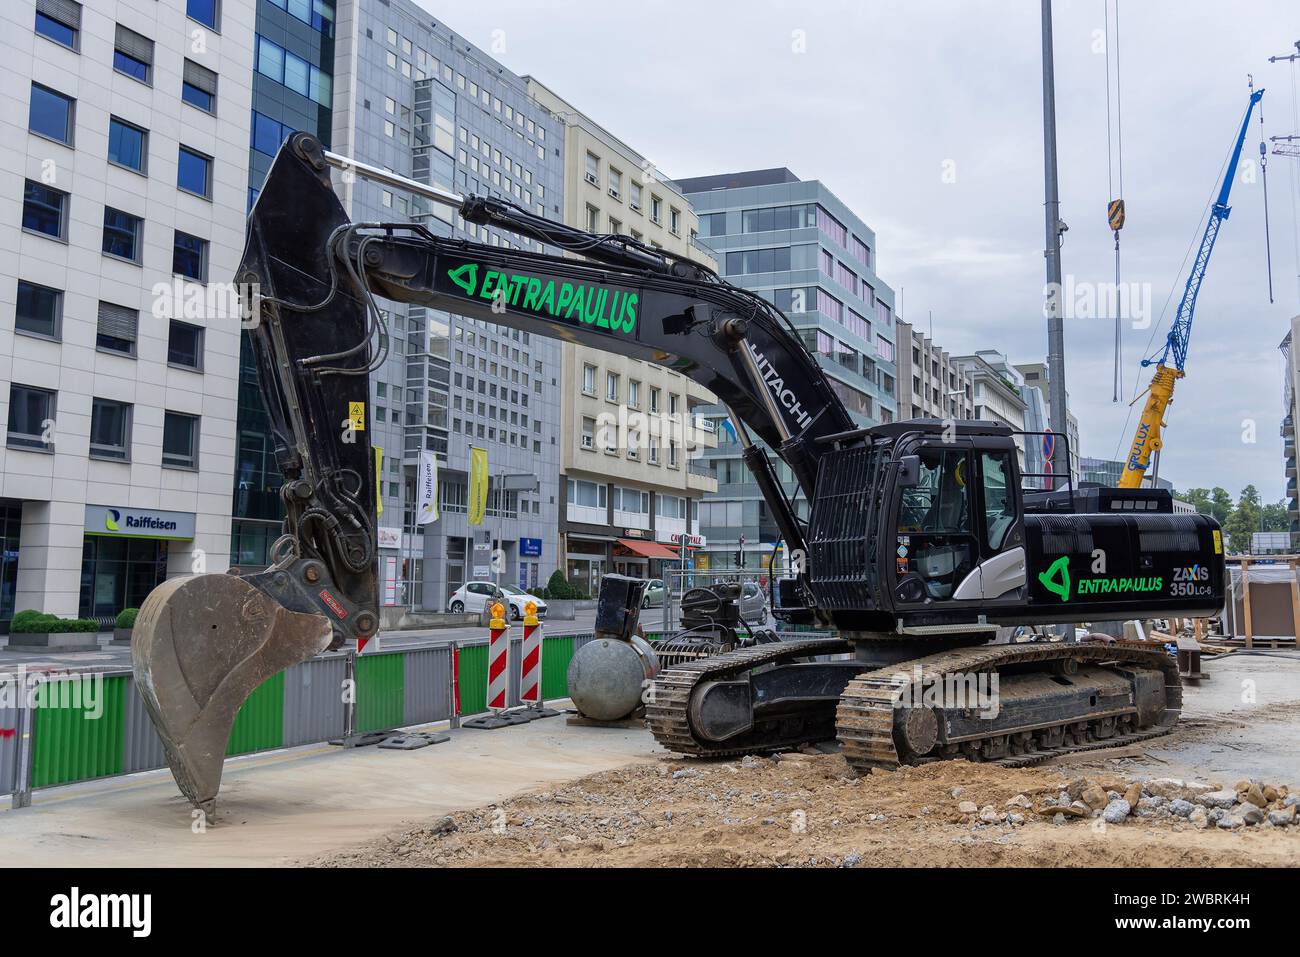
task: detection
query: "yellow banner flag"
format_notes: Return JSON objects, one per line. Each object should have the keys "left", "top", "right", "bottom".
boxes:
{"left": 374, "top": 446, "right": 383, "bottom": 516}
{"left": 468, "top": 446, "right": 488, "bottom": 526}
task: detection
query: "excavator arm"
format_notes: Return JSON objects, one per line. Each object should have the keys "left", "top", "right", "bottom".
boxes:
{"left": 133, "top": 133, "right": 855, "bottom": 815}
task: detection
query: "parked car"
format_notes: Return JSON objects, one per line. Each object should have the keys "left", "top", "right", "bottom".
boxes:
{"left": 448, "top": 581, "right": 547, "bottom": 620}
{"left": 498, "top": 584, "right": 547, "bottom": 621}
{"left": 641, "top": 578, "right": 666, "bottom": 608}
{"left": 737, "top": 580, "right": 768, "bottom": 621}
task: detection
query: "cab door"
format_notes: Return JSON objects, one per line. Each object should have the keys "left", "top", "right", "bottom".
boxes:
{"left": 890, "top": 442, "right": 1026, "bottom": 609}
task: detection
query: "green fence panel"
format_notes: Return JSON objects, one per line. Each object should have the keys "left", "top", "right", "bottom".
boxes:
{"left": 32, "top": 674, "right": 126, "bottom": 788}
{"left": 226, "top": 672, "right": 285, "bottom": 756}
{"left": 356, "top": 653, "right": 404, "bottom": 732}
{"left": 457, "top": 643, "right": 487, "bottom": 715}
{"left": 541, "top": 635, "right": 574, "bottom": 701}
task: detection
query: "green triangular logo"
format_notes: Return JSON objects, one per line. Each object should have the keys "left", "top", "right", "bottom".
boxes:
{"left": 448, "top": 262, "right": 479, "bottom": 296}
{"left": 1038, "top": 556, "right": 1071, "bottom": 602}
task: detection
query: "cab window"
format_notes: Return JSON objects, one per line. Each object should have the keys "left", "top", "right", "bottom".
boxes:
{"left": 897, "top": 449, "right": 971, "bottom": 534}
{"left": 980, "top": 451, "right": 1014, "bottom": 550}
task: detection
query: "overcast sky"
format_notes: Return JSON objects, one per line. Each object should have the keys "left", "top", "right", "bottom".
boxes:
{"left": 416, "top": 0, "right": 1300, "bottom": 502}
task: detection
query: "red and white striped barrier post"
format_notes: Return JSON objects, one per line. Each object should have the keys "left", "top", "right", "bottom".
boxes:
{"left": 486, "top": 600, "right": 509, "bottom": 713}
{"left": 520, "top": 601, "right": 542, "bottom": 707}
{"left": 519, "top": 600, "right": 559, "bottom": 717}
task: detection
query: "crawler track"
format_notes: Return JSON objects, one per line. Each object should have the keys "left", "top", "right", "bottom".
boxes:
{"left": 647, "top": 638, "right": 1181, "bottom": 772}
{"left": 646, "top": 638, "right": 851, "bottom": 758}
{"left": 837, "top": 643, "right": 1181, "bottom": 774}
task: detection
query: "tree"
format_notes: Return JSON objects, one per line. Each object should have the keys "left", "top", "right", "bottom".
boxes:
{"left": 1174, "top": 486, "right": 1232, "bottom": 525}
{"left": 1260, "top": 500, "right": 1289, "bottom": 533}
{"left": 1223, "top": 484, "right": 1263, "bottom": 554}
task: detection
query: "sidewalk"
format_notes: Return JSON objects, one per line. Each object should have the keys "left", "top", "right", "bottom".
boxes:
{"left": 0, "top": 702, "right": 662, "bottom": 866}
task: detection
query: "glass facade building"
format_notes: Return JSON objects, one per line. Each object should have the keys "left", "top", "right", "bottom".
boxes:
{"left": 677, "top": 169, "right": 900, "bottom": 570}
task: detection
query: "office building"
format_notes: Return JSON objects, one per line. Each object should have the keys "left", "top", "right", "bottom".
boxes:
{"left": 524, "top": 79, "right": 717, "bottom": 593}
{"left": 1, "top": 0, "right": 254, "bottom": 626}
{"left": 677, "top": 168, "right": 899, "bottom": 570}
{"left": 953, "top": 350, "right": 1029, "bottom": 468}
{"left": 894, "top": 318, "right": 974, "bottom": 420}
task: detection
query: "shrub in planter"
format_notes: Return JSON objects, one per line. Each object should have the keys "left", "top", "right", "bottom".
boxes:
{"left": 9, "top": 611, "right": 101, "bottom": 636}
{"left": 116, "top": 608, "right": 139, "bottom": 629}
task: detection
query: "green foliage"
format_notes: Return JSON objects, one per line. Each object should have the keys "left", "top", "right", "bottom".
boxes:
{"left": 541, "top": 570, "right": 587, "bottom": 600}
{"left": 116, "top": 608, "right": 139, "bottom": 629}
{"left": 10, "top": 611, "right": 102, "bottom": 634}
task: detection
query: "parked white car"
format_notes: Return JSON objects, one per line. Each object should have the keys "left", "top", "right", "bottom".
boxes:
{"left": 447, "top": 581, "right": 547, "bottom": 620}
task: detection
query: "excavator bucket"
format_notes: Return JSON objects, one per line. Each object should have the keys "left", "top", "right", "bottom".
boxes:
{"left": 132, "top": 574, "right": 332, "bottom": 818}
{"left": 130, "top": 133, "right": 381, "bottom": 817}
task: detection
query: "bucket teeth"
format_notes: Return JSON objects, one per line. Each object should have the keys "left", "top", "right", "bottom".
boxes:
{"left": 131, "top": 573, "right": 331, "bottom": 817}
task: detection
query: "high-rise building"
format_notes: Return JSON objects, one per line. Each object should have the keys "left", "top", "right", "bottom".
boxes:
{"left": 676, "top": 169, "right": 899, "bottom": 570}
{"left": 524, "top": 79, "right": 717, "bottom": 594}
{"left": 231, "top": 0, "right": 339, "bottom": 568}
{"left": 1, "top": 0, "right": 255, "bottom": 627}
{"left": 894, "top": 318, "right": 974, "bottom": 420}
{"left": 328, "top": 0, "right": 565, "bottom": 611}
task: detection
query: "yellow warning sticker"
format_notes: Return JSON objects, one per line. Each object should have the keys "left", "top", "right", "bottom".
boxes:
{"left": 1212, "top": 529, "right": 1222, "bottom": 555}
{"left": 348, "top": 401, "right": 366, "bottom": 431}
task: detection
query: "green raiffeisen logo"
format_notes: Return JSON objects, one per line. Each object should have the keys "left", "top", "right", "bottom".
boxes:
{"left": 105, "top": 508, "right": 121, "bottom": 531}
{"left": 1037, "top": 556, "right": 1163, "bottom": 602}
{"left": 446, "top": 262, "right": 637, "bottom": 333}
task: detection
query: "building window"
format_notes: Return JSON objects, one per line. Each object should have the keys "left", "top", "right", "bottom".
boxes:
{"left": 89, "top": 398, "right": 132, "bottom": 461}
{"left": 628, "top": 379, "right": 640, "bottom": 408}
{"left": 629, "top": 181, "right": 642, "bottom": 212}
{"left": 182, "top": 59, "right": 217, "bottom": 113}
{"left": 669, "top": 207, "right": 681, "bottom": 235}
{"left": 7, "top": 385, "right": 55, "bottom": 451}
{"left": 606, "top": 371, "right": 619, "bottom": 402}
{"left": 585, "top": 204, "right": 599, "bottom": 232}
{"left": 29, "top": 82, "right": 74, "bottom": 145}
{"left": 650, "top": 387, "right": 660, "bottom": 413}
{"left": 608, "top": 167, "right": 622, "bottom": 200}
{"left": 581, "top": 416, "right": 595, "bottom": 449}
{"left": 582, "top": 363, "right": 596, "bottom": 395}
{"left": 16, "top": 281, "right": 62, "bottom": 340}
{"left": 584, "top": 151, "right": 599, "bottom": 186}
{"left": 167, "top": 320, "right": 204, "bottom": 369}
{"left": 186, "top": 0, "right": 220, "bottom": 30}
{"left": 113, "top": 24, "right": 153, "bottom": 85}
{"left": 650, "top": 195, "right": 662, "bottom": 224}
{"left": 173, "top": 231, "right": 208, "bottom": 281}
{"left": 96, "top": 301, "right": 138, "bottom": 355}
{"left": 35, "top": 0, "right": 81, "bottom": 49}
{"left": 108, "top": 117, "right": 147, "bottom": 173}
{"left": 162, "top": 412, "right": 199, "bottom": 469}
{"left": 102, "top": 207, "right": 142, "bottom": 262}
{"left": 177, "top": 146, "right": 213, "bottom": 199}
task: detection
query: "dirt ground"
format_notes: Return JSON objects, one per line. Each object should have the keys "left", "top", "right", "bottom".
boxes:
{"left": 307, "top": 751, "right": 1300, "bottom": 868}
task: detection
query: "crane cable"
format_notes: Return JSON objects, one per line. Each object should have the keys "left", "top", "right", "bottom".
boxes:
{"left": 1104, "top": 0, "right": 1126, "bottom": 402}
{"left": 1252, "top": 74, "right": 1275, "bottom": 303}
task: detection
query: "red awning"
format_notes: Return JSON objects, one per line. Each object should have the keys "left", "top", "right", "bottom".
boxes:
{"left": 615, "top": 538, "right": 679, "bottom": 559}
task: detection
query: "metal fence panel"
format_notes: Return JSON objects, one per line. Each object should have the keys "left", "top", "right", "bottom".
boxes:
{"left": 225, "top": 673, "right": 285, "bottom": 756}
{"left": 402, "top": 646, "right": 451, "bottom": 726}
{"left": 355, "top": 653, "right": 404, "bottom": 732}
{"left": 541, "top": 635, "right": 575, "bottom": 701}
{"left": 123, "top": 675, "right": 167, "bottom": 774}
{"left": 457, "top": 641, "right": 488, "bottom": 716}
{"left": 0, "top": 678, "right": 19, "bottom": 794}
{"left": 283, "top": 655, "right": 347, "bottom": 748}
{"left": 508, "top": 636, "right": 522, "bottom": 707}
{"left": 32, "top": 674, "right": 126, "bottom": 788}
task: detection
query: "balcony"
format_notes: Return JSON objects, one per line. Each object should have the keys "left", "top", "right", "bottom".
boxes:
{"left": 1284, "top": 415, "right": 1295, "bottom": 438}
{"left": 1288, "top": 457, "right": 1297, "bottom": 479}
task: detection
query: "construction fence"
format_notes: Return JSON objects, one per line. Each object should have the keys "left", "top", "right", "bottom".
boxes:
{"left": 0, "top": 631, "right": 610, "bottom": 804}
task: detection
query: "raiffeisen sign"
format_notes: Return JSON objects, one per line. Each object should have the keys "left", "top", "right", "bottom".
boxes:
{"left": 84, "top": 505, "right": 196, "bottom": 541}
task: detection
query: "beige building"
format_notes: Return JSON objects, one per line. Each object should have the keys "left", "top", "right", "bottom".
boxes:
{"left": 1280, "top": 320, "right": 1300, "bottom": 547}
{"left": 895, "top": 319, "right": 975, "bottom": 420}
{"left": 525, "top": 78, "right": 717, "bottom": 593}
{"left": 954, "top": 350, "right": 1029, "bottom": 468}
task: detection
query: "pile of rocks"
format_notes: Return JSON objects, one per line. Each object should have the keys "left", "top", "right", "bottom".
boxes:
{"left": 1021, "top": 776, "right": 1299, "bottom": 830}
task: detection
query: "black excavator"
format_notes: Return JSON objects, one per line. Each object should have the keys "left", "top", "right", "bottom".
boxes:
{"left": 133, "top": 133, "right": 1225, "bottom": 815}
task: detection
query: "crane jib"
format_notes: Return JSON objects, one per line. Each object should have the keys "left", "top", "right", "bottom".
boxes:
{"left": 437, "top": 255, "right": 639, "bottom": 334}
